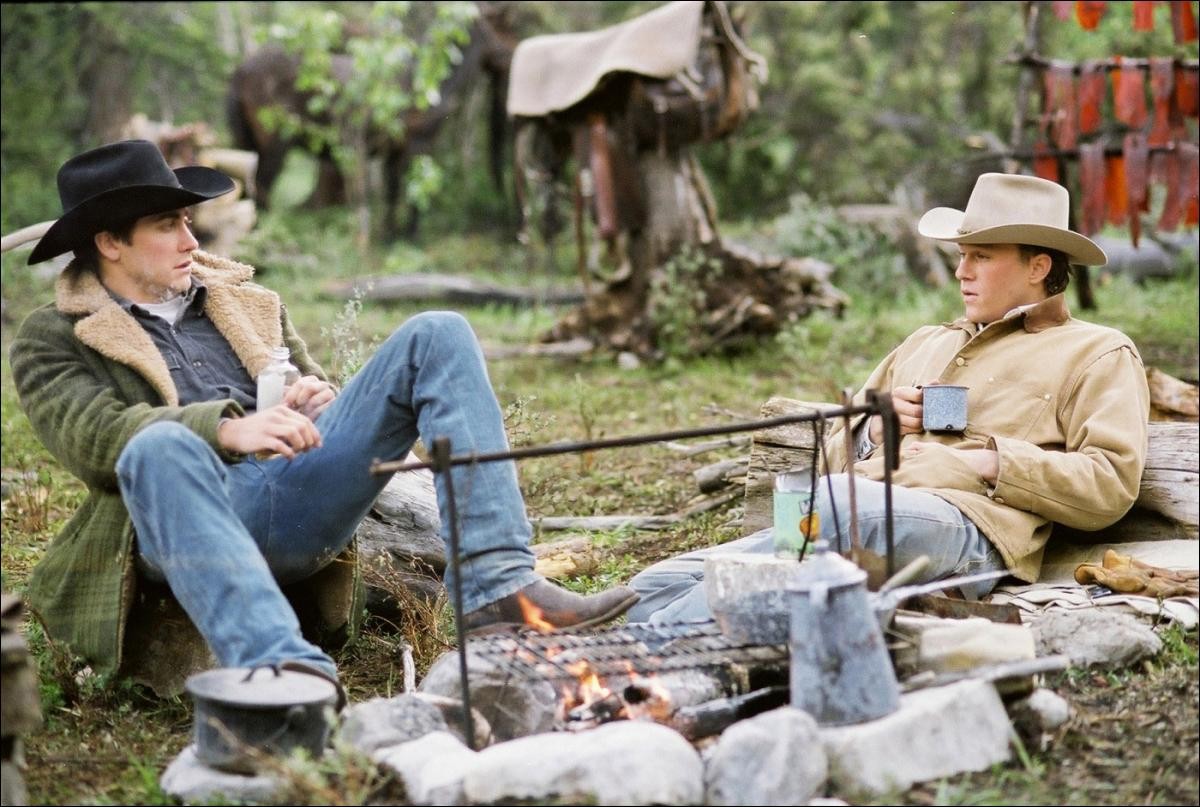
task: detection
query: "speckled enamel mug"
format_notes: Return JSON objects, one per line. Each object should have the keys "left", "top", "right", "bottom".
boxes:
{"left": 922, "top": 384, "right": 969, "bottom": 433}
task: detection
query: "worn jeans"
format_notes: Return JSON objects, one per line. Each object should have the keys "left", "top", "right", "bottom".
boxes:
{"left": 627, "top": 473, "right": 1006, "bottom": 624}
{"left": 116, "top": 311, "right": 539, "bottom": 676}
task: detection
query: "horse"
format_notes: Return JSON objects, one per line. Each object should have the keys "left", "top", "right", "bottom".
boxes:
{"left": 226, "top": 4, "right": 516, "bottom": 241}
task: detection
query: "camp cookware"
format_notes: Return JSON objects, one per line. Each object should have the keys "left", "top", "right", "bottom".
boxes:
{"left": 788, "top": 544, "right": 900, "bottom": 726}
{"left": 185, "top": 665, "right": 338, "bottom": 774}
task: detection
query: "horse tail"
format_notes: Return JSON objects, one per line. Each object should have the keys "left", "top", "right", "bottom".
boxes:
{"left": 226, "top": 69, "right": 257, "bottom": 153}
{"left": 488, "top": 67, "right": 508, "bottom": 194}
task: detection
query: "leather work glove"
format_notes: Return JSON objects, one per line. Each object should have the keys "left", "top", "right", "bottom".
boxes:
{"left": 1074, "top": 549, "right": 1199, "bottom": 598}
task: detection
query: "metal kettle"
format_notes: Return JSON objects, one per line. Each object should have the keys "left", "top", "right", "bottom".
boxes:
{"left": 788, "top": 543, "right": 900, "bottom": 726}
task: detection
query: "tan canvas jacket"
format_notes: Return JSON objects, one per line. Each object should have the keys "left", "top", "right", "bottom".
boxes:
{"left": 822, "top": 294, "right": 1149, "bottom": 582}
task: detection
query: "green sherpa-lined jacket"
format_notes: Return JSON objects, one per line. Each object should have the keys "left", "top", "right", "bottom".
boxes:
{"left": 10, "top": 250, "right": 362, "bottom": 675}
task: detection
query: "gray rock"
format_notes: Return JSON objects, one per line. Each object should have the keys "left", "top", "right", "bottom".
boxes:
{"left": 339, "top": 694, "right": 449, "bottom": 753}
{"left": 160, "top": 745, "right": 287, "bottom": 804}
{"left": 462, "top": 721, "right": 704, "bottom": 805}
{"left": 1093, "top": 235, "right": 1178, "bottom": 283}
{"left": 705, "top": 707, "right": 828, "bottom": 806}
{"left": 374, "top": 730, "right": 479, "bottom": 805}
{"left": 419, "top": 649, "right": 559, "bottom": 742}
{"left": 1007, "top": 688, "right": 1072, "bottom": 750}
{"left": 704, "top": 553, "right": 809, "bottom": 644}
{"left": 820, "top": 680, "right": 1011, "bottom": 796}
{"left": 1032, "top": 608, "right": 1162, "bottom": 668}
{"left": 339, "top": 692, "right": 492, "bottom": 752}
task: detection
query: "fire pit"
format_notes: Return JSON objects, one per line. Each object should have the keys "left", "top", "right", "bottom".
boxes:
{"left": 420, "top": 620, "right": 790, "bottom": 742}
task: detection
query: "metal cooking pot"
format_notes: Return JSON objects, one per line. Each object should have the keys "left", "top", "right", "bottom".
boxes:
{"left": 185, "top": 665, "right": 338, "bottom": 774}
{"left": 788, "top": 545, "right": 900, "bottom": 726}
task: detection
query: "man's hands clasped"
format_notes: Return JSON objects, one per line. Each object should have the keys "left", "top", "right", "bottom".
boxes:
{"left": 218, "top": 375, "right": 337, "bottom": 459}
{"left": 866, "top": 381, "right": 999, "bottom": 485}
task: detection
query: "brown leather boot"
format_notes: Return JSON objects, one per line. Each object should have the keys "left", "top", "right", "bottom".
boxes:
{"left": 462, "top": 579, "right": 639, "bottom": 634}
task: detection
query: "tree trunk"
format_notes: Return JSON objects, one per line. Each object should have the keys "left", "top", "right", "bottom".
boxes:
{"left": 79, "top": 16, "right": 133, "bottom": 146}
{"left": 545, "top": 150, "right": 846, "bottom": 358}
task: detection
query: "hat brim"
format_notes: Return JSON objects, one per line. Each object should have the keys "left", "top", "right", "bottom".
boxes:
{"left": 28, "top": 166, "right": 235, "bottom": 265}
{"left": 917, "top": 207, "right": 1107, "bottom": 266}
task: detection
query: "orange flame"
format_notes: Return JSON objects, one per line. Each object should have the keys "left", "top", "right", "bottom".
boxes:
{"left": 516, "top": 592, "right": 556, "bottom": 633}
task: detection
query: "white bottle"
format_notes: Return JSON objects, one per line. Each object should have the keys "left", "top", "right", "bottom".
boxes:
{"left": 256, "top": 346, "right": 300, "bottom": 410}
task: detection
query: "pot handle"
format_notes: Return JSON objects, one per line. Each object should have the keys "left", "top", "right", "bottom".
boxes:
{"left": 242, "top": 664, "right": 283, "bottom": 683}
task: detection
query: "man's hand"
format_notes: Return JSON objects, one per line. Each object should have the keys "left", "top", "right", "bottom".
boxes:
{"left": 904, "top": 441, "right": 999, "bottom": 485}
{"left": 868, "top": 383, "right": 934, "bottom": 444}
{"left": 284, "top": 375, "right": 337, "bottom": 421}
{"left": 218, "top": 406, "right": 322, "bottom": 459}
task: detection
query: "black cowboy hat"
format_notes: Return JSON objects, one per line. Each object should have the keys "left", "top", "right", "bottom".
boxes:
{"left": 28, "top": 139, "right": 235, "bottom": 265}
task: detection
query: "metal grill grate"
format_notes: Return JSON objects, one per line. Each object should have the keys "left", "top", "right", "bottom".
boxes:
{"left": 466, "top": 619, "right": 787, "bottom": 683}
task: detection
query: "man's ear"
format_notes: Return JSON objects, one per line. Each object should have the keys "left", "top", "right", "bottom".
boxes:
{"left": 94, "top": 230, "right": 121, "bottom": 262}
{"left": 1027, "top": 251, "right": 1052, "bottom": 286}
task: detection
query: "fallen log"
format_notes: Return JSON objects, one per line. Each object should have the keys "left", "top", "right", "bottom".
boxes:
{"left": 532, "top": 487, "right": 743, "bottom": 532}
{"left": 1148, "top": 366, "right": 1199, "bottom": 421}
{"left": 694, "top": 457, "right": 749, "bottom": 494}
{"left": 1, "top": 220, "right": 54, "bottom": 254}
{"left": 324, "top": 274, "right": 585, "bottom": 307}
{"left": 532, "top": 535, "right": 602, "bottom": 579}
{"left": 665, "top": 434, "right": 751, "bottom": 456}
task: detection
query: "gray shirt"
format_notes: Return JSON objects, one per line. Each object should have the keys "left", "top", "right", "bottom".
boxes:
{"left": 111, "top": 282, "right": 259, "bottom": 411}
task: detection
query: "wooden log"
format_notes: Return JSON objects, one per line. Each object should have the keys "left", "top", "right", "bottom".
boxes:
{"left": 1147, "top": 367, "right": 1199, "bottom": 421}
{"left": 694, "top": 457, "right": 749, "bottom": 494}
{"left": 664, "top": 434, "right": 751, "bottom": 456}
{"left": 324, "top": 274, "right": 584, "bottom": 307}
{"left": 533, "top": 487, "right": 743, "bottom": 532}
{"left": 743, "top": 397, "right": 1200, "bottom": 542}
{"left": 532, "top": 536, "right": 602, "bottom": 579}
{"left": 742, "top": 397, "right": 843, "bottom": 535}
{"left": 1, "top": 221, "right": 54, "bottom": 254}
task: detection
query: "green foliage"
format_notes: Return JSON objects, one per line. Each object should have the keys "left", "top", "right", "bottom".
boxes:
{"left": 320, "top": 291, "right": 382, "bottom": 386}
{"left": 768, "top": 193, "right": 908, "bottom": 300}
{"left": 0, "top": 3, "right": 235, "bottom": 232}
{"left": 646, "top": 244, "right": 722, "bottom": 361}
{"left": 257, "top": 2, "right": 477, "bottom": 221}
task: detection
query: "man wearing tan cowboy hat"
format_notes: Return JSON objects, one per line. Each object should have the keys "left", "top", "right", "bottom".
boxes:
{"left": 10, "top": 140, "right": 638, "bottom": 697}
{"left": 628, "top": 172, "right": 1149, "bottom": 623}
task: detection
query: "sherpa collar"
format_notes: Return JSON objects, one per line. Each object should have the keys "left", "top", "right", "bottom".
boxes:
{"left": 55, "top": 250, "right": 283, "bottom": 405}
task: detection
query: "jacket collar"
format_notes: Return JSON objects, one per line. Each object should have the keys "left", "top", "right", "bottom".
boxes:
{"left": 946, "top": 293, "right": 1071, "bottom": 335}
{"left": 54, "top": 250, "right": 277, "bottom": 406}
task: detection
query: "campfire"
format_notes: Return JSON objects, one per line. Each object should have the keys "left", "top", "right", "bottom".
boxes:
{"left": 463, "top": 596, "right": 790, "bottom": 741}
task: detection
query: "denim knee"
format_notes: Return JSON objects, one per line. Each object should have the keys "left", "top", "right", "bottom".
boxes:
{"left": 396, "top": 310, "right": 474, "bottom": 345}
{"left": 116, "top": 421, "right": 217, "bottom": 479}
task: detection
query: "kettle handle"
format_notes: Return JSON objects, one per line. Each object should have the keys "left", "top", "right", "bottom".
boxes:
{"left": 242, "top": 664, "right": 283, "bottom": 683}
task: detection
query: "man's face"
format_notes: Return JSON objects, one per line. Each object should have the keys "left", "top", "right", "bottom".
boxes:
{"left": 100, "top": 209, "right": 198, "bottom": 303}
{"left": 954, "top": 243, "right": 1047, "bottom": 325}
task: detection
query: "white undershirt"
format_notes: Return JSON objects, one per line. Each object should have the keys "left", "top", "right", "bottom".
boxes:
{"left": 138, "top": 295, "right": 189, "bottom": 326}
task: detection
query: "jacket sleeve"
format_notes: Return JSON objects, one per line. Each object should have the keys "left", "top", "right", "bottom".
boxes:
{"left": 821, "top": 345, "right": 903, "bottom": 473}
{"left": 280, "top": 304, "right": 330, "bottom": 384}
{"left": 987, "top": 345, "right": 1148, "bottom": 529}
{"left": 10, "top": 307, "right": 241, "bottom": 491}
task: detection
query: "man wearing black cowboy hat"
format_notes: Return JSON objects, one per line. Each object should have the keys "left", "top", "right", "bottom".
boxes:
{"left": 628, "top": 173, "right": 1150, "bottom": 623}
{"left": 11, "top": 140, "right": 638, "bottom": 694}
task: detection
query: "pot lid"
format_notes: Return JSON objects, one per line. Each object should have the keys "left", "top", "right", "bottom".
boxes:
{"left": 793, "top": 543, "right": 867, "bottom": 589}
{"left": 185, "top": 666, "right": 338, "bottom": 708}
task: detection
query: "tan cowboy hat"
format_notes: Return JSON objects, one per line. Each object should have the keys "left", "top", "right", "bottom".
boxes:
{"left": 917, "top": 172, "right": 1107, "bottom": 266}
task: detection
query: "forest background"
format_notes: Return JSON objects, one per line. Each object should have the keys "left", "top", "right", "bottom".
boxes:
{"left": 1, "top": 2, "right": 1198, "bottom": 805}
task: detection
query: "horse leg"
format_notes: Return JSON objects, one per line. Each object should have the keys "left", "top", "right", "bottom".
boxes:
{"left": 255, "top": 140, "right": 288, "bottom": 210}
{"left": 307, "top": 156, "right": 347, "bottom": 208}
{"left": 382, "top": 147, "right": 412, "bottom": 242}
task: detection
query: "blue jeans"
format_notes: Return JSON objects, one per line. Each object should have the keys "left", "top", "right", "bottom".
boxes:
{"left": 627, "top": 473, "right": 1005, "bottom": 624}
{"left": 116, "top": 312, "right": 539, "bottom": 676}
